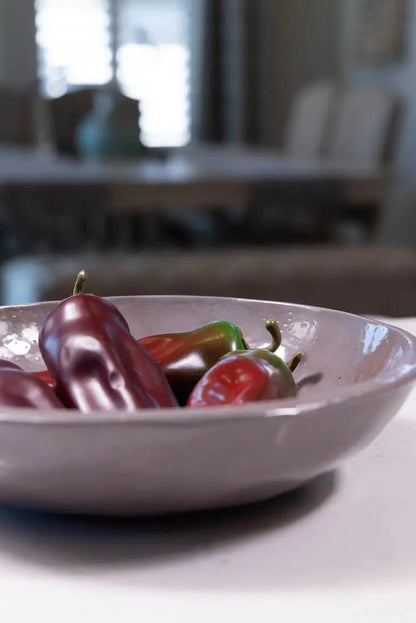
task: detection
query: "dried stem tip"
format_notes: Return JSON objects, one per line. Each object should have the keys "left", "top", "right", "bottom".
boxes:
{"left": 289, "top": 351, "right": 304, "bottom": 373}
{"left": 264, "top": 319, "right": 282, "bottom": 353}
{"left": 73, "top": 270, "right": 87, "bottom": 296}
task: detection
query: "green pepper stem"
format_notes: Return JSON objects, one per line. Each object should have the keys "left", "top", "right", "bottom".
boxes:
{"left": 288, "top": 351, "right": 303, "bottom": 372}
{"left": 73, "top": 270, "right": 87, "bottom": 296}
{"left": 264, "top": 319, "right": 282, "bottom": 353}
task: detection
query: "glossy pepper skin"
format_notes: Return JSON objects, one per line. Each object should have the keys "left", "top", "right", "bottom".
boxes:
{"left": 139, "top": 321, "right": 248, "bottom": 405}
{"left": 187, "top": 349, "right": 298, "bottom": 408}
{"left": 0, "top": 359, "right": 64, "bottom": 409}
{"left": 39, "top": 275, "right": 178, "bottom": 412}
{"left": 33, "top": 369, "right": 54, "bottom": 388}
{"left": 33, "top": 320, "right": 247, "bottom": 400}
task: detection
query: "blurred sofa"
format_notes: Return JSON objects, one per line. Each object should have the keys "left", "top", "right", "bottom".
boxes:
{"left": 1, "top": 245, "right": 415, "bottom": 317}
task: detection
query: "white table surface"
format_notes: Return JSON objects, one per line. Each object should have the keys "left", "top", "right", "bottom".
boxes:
{"left": 1, "top": 317, "right": 415, "bottom": 623}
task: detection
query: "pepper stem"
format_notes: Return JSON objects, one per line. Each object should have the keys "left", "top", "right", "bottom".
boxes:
{"left": 73, "top": 270, "right": 87, "bottom": 296}
{"left": 288, "top": 351, "right": 303, "bottom": 372}
{"left": 264, "top": 319, "right": 282, "bottom": 353}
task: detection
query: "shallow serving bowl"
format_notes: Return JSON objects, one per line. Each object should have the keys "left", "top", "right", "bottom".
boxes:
{"left": 0, "top": 295, "right": 415, "bottom": 516}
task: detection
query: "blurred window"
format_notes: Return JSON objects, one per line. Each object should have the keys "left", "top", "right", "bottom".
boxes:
{"left": 35, "top": 0, "right": 191, "bottom": 147}
{"left": 35, "top": 0, "right": 113, "bottom": 97}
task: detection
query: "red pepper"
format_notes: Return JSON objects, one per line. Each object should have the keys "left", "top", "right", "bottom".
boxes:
{"left": 33, "top": 369, "right": 55, "bottom": 388}
{"left": 187, "top": 321, "right": 302, "bottom": 408}
{"left": 34, "top": 318, "right": 280, "bottom": 405}
{"left": 0, "top": 359, "right": 64, "bottom": 408}
{"left": 39, "top": 271, "right": 178, "bottom": 412}
{"left": 138, "top": 321, "right": 251, "bottom": 404}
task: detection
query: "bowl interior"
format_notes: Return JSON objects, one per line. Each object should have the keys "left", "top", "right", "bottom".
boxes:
{"left": 0, "top": 295, "right": 414, "bottom": 407}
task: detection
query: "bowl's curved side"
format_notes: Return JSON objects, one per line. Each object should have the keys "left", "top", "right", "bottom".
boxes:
{"left": 0, "top": 380, "right": 410, "bottom": 515}
{"left": 0, "top": 295, "right": 413, "bottom": 515}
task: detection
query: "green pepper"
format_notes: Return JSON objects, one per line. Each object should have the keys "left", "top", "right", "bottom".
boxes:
{"left": 187, "top": 322, "right": 303, "bottom": 408}
{"left": 138, "top": 321, "right": 252, "bottom": 405}
{"left": 138, "top": 319, "right": 283, "bottom": 405}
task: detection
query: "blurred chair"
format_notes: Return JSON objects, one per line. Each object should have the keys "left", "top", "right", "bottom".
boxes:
{"left": 237, "top": 81, "right": 338, "bottom": 245}
{"left": 46, "top": 89, "right": 96, "bottom": 156}
{"left": 0, "top": 183, "right": 108, "bottom": 257}
{"left": 251, "top": 84, "right": 400, "bottom": 245}
{"left": 327, "top": 86, "right": 400, "bottom": 165}
{"left": 324, "top": 86, "right": 401, "bottom": 239}
{"left": 284, "top": 81, "right": 336, "bottom": 159}
{"left": 243, "top": 81, "right": 337, "bottom": 244}
{"left": 0, "top": 87, "right": 35, "bottom": 145}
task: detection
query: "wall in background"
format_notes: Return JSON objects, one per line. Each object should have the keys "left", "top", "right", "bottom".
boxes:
{"left": 0, "top": 0, "right": 38, "bottom": 90}
{"left": 190, "top": 0, "right": 261, "bottom": 144}
{"left": 255, "top": 0, "right": 415, "bottom": 247}
{"left": 0, "top": 0, "right": 414, "bottom": 245}
{"left": 340, "top": 0, "right": 416, "bottom": 246}
{"left": 257, "top": 0, "right": 343, "bottom": 148}
{"left": 341, "top": 0, "right": 416, "bottom": 171}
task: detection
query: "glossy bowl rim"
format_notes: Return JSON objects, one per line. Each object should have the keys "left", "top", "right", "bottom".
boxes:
{"left": 0, "top": 295, "right": 415, "bottom": 425}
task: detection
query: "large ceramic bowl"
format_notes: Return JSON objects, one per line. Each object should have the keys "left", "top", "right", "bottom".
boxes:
{"left": 0, "top": 295, "right": 415, "bottom": 516}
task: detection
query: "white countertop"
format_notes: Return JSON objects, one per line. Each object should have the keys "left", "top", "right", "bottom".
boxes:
{"left": 1, "top": 317, "right": 415, "bottom": 623}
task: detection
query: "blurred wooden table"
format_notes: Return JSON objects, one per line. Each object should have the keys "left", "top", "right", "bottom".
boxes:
{"left": 0, "top": 143, "right": 389, "bottom": 239}
{"left": 104, "top": 145, "right": 388, "bottom": 216}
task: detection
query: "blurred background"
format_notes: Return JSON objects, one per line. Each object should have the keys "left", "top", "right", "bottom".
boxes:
{"left": 0, "top": 0, "right": 415, "bottom": 315}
